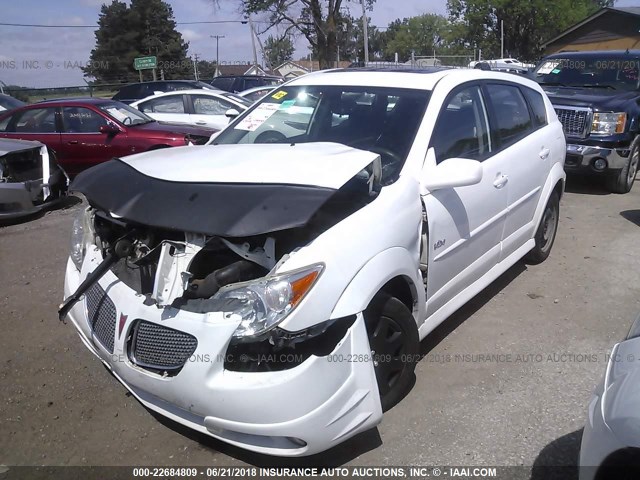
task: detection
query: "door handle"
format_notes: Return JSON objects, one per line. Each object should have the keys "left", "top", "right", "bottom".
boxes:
{"left": 493, "top": 174, "right": 508, "bottom": 189}
{"left": 539, "top": 147, "right": 550, "bottom": 160}
{"left": 67, "top": 140, "right": 78, "bottom": 145}
{"left": 195, "top": 121, "right": 207, "bottom": 125}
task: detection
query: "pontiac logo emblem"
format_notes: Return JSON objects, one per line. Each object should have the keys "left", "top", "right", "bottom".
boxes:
{"left": 118, "top": 314, "right": 128, "bottom": 338}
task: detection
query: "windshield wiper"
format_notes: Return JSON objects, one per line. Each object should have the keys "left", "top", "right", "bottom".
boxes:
{"left": 574, "top": 84, "right": 616, "bottom": 90}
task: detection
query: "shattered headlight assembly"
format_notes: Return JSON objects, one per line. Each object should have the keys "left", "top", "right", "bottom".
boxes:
{"left": 591, "top": 112, "right": 626, "bottom": 135}
{"left": 69, "top": 208, "right": 92, "bottom": 270}
{"left": 215, "top": 264, "right": 324, "bottom": 338}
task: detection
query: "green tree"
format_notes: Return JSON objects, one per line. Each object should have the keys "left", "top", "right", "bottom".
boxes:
{"left": 83, "top": 0, "right": 190, "bottom": 83}
{"left": 240, "top": 0, "right": 375, "bottom": 69}
{"left": 264, "top": 35, "right": 295, "bottom": 68}
{"left": 382, "top": 14, "right": 452, "bottom": 61}
{"left": 446, "top": 0, "right": 614, "bottom": 61}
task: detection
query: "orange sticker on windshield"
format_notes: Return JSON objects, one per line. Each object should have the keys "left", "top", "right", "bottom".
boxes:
{"left": 272, "top": 90, "right": 288, "bottom": 100}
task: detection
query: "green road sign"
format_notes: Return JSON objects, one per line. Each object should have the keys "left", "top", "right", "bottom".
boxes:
{"left": 134, "top": 56, "right": 157, "bottom": 70}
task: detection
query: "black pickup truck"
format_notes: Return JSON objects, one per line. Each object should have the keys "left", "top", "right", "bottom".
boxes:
{"left": 532, "top": 50, "right": 640, "bottom": 193}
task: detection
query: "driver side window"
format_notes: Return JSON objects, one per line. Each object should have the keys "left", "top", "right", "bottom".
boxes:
{"left": 62, "top": 107, "right": 108, "bottom": 133}
{"left": 430, "top": 85, "right": 492, "bottom": 163}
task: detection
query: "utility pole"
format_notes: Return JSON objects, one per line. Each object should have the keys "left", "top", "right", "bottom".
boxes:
{"left": 210, "top": 35, "right": 225, "bottom": 77}
{"left": 192, "top": 54, "right": 200, "bottom": 81}
{"left": 248, "top": 16, "right": 258, "bottom": 69}
{"left": 360, "top": 0, "right": 369, "bottom": 65}
{"left": 501, "top": 20, "right": 504, "bottom": 58}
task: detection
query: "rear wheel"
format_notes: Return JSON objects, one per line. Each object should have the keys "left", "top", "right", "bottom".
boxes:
{"left": 606, "top": 140, "right": 639, "bottom": 194}
{"left": 364, "top": 292, "right": 419, "bottom": 411}
{"left": 525, "top": 191, "right": 560, "bottom": 265}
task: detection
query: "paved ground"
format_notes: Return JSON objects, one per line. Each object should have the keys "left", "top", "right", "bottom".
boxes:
{"left": 1, "top": 176, "right": 639, "bottom": 477}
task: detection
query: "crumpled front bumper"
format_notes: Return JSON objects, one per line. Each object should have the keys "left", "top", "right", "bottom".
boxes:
{"left": 63, "top": 250, "right": 383, "bottom": 456}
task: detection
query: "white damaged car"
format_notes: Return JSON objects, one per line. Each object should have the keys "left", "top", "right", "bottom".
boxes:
{"left": 61, "top": 68, "right": 566, "bottom": 456}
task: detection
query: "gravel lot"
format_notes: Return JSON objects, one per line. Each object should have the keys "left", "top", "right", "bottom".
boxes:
{"left": 1, "top": 176, "right": 639, "bottom": 476}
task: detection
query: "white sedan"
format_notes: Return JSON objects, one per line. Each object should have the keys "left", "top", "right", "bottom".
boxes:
{"left": 130, "top": 89, "right": 252, "bottom": 130}
{"left": 63, "top": 68, "right": 565, "bottom": 456}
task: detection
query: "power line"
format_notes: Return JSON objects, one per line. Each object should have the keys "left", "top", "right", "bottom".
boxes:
{"left": 0, "top": 20, "right": 260, "bottom": 28}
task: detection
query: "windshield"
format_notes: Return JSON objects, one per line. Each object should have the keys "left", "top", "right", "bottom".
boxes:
{"left": 534, "top": 56, "right": 640, "bottom": 91}
{"left": 221, "top": 92, "right": 253, "bottom": 107}
{"left": 99, "top": 102, "right": 154, "bottom": 126}
{"left": 214, "top": 85, "right": 430, "bottom": 181}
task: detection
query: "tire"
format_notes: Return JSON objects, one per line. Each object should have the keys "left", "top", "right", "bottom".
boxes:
{"left": 525, "top": 191, "right": 560, "bottom": 265}
{"left": 606, "top": 140, "right": 639, "bottom": 194}
{"left": 363, "top": 292, "right": 419, "bottom": 411}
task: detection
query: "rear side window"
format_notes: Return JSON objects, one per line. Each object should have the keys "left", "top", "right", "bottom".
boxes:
{"left": 485, "top": 84, "right": 533, "bottom": 147}
{"left": 522, "top": 87, "right": 548, "bottom": 128}
{"left": 13, "top": 108, "right": 58, "bottom": 133}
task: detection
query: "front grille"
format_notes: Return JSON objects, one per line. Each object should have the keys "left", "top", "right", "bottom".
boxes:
{"left": 129, "top": 320, "right": 197, "bottom": 373}
{"left": 555, "top": 107, "right": 591, "bottom": 138}
{"left": 85, "top": 284, "right": 117, "bottom": 353}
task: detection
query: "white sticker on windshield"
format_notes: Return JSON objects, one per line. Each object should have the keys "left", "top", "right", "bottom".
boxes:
{"left": 537, "top": 60, "right": 560, "bottom": 75}
{"left": 234, "top": 103, "right": 280, "bottom": 131}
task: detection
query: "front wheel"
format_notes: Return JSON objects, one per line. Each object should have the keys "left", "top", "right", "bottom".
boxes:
{"left": 606, "top": 141, "right": 639, "bottom": 194}
{"left": 525, "top": 191, "right": 560, "bottom": 265}
{"left": 364, "top": 292, "right": 419, "bottom": 411}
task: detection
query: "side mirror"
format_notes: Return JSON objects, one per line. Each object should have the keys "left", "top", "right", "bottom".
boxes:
{"left": 99, "top": 124, "right": 121, "bottom": 135}
{"left": 225, "top": 108, "right": 240, "bottom": 119}
{"left": 422, "top": 157, "right": 483, "bottom": 193}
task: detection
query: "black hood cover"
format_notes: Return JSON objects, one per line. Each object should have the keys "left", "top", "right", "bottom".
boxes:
{"left": 71, "top": 159, "right": 336, "bottom": 237}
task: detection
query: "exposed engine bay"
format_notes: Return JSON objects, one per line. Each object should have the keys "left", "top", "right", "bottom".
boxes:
{"left": 98, "top": 175, "right": 374, "bottom": 308}
{"left": 60, "top": 162, "right": 380, "bottom": 324}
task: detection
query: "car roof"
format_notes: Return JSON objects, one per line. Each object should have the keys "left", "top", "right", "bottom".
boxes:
{"left": 285, "top": 67, "right": 536, "bottom": 90}
{"left": 239, "top": 85, "right": 277, "bottom": 96}
{"left": 31, "top": 97, "right": 117, "bottom": 106}
{"left": 120, "top": 80, "right": 200, "bottom": 87}
{"left": 130, "top": 89, "right": 249, "bottom": 107}
{"left": 545, "top": 50, "right": 640, "bottom": 59}
{"left": 213, "top": 74, "right": 282, "bottom": 79}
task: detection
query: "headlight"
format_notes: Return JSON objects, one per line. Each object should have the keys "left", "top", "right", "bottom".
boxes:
{"left": 215, "top": 264, "right": 324, "bottom": 338}
{"left": 591, "top": 112, "right": 626, "bottom": 135}
{"left": 69, "top": 208, "right": 91, "bottom": 270}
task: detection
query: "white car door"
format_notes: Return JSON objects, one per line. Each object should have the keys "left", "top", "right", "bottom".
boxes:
{"left": 188, "top": 94, "right": 237, "bottom": 130}
{"left": 483, "top": 83, "right": 547, "bottom": 260}
{"left": 136, "top": 94, "right": 188, "bottom": 124}
{"left": 422, "top": 84, "right": 509, "bottom": 316}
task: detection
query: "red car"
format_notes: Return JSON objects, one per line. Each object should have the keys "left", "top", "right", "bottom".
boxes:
{"left": 0, "top": 98, "right": 216, "bottom": 175}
